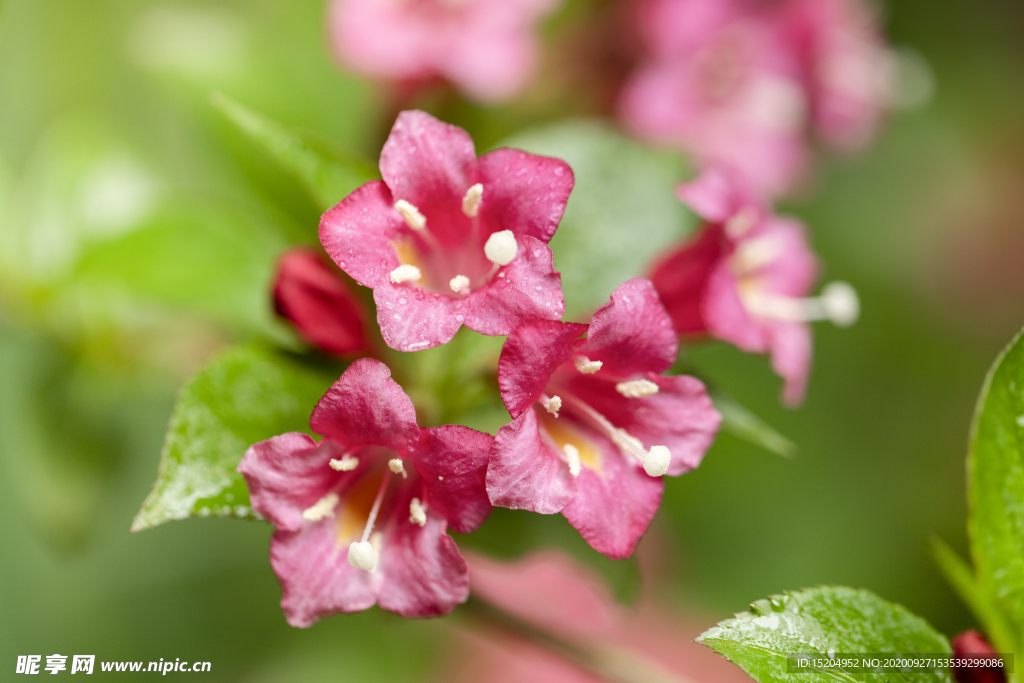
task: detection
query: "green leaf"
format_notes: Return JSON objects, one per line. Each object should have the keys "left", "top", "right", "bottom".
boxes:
{"left": 210, "top": 91, "right": 377, "bottom": 212}
{"left": 131, "top": 345, "right": 337, "bottom": 532}
{"left": 968, "top": 326, "right": 1024, "bottom": 653}
{"left": 711, "top": 388, "right": 798, "bottom": 458}
{"left": 498, "top": 121, "right": 694, "bottom": 320}
{"left": 698, "top": 586, "right": 953, "bottom": 683}
{"left": 929, "top": 535, "right": 1017, "bottom": 655}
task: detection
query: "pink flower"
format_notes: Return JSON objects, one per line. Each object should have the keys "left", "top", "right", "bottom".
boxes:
{"left": 328, "top": 0, "right": 561, "bottom": 103}
{"left": 320, "top": 110, "right": 572, "bottom": 353}
{"left": 618, "top": 0, "right": 809, "bottom": 197}
{"left": 238, "top": 358, "right": 493, "bottom": 626}
{"left": 272, "top": 247, "right": 372, "bottom": 357}
{"left": 486, "top": 279, "right": 720, "bottom": 559}
{"left": 649, "top": 169, "right": 859, "bottom": 405}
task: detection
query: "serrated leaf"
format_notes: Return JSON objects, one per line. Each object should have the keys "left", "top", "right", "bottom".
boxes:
{"left": 929, "top": 535, "right": 1016, "bottom": 655}
{"left": 131, "top": 345, "right": 337, "bottom": 532}
{"left": 699, "top": 586, "right": 953, "bottom": 683}
{"left": 498, "top": 121, "right": 694, "bottom": 320}
{"left": 210, "top": 91, "right": 377, "bottom": 212}
{"left": 968, "top": 326, "right": 1024, "bottom": 653}
{"left": 711, "top": 388, "right": 798, "bottom": 458}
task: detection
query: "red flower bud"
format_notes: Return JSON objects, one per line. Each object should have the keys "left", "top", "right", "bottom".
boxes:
{"left": 951, "top": 630, "right": 1006, "bottom": 683}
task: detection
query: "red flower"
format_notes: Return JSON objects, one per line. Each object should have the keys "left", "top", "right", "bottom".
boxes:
{"left": 320, "top": 111, "right": 572, "bottom": 352}
{"left": 951, "top": 631, "right": 1006, "bottom": 683}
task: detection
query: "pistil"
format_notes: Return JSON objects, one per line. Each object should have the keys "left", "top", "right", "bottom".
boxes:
{"left": 558, "top": 393, "right": 671, "bottom": 476}
{"left": 742, "top": 281, "right": 860, "bottom": 327}
{"left": 347, "top": 471, "right": 393, "bottom": 572}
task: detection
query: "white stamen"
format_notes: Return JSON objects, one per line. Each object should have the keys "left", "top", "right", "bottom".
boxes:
{"left": 563, "top": 444, "right": 581, "bottom": 477}
{"left": 725, "top": 207, "right": 758, "bottom": 239}
{"left": 450, "top": 274, "right": 471, "bottom": 293}
{"left": 484, "top": 230, "right": 518, "bottom": 266}
{"left": 643, "top": 445, "right": 672, "bottom": 477}
{"left": 409, "top": 497, "right": 427, "bottom": 526}
{"left": 615, "top": 380, "right": 660, "bottom": 398}
{"left": 573, "top": 356, "right": 603, "bottom": 374}
{"left": 395, "top": 199, "right": 426, "bottom": 231}
{"left": 731, "top": 235, "right": 781, "bottom": 274}
{"left": 543, "top": 394, "right": 562, "bottom": 418}
{"left": 462, "top": 183, "right": 483, "bottom": 217}
{"left": 301, "top": 492, "right": 339, "bottom": 522}
{"left": 388, "top": 458, "right": 407, "bottom": 478}
{"left": 618, "top": 429, "right": 644, "bottom": 453}
{"left": 329, "top": 456, "right": 358, "bottom": 471}
{"left": 389, "top": 264, "right": 422, "bottom": 284}
{"left": 820, "top": 281, "right": 860, "bottom": 327}
{"left": 347, "top": 541, "right": 377, "bottom": 571}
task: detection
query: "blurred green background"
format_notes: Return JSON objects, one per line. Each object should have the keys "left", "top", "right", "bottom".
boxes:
{"left": 2, "top": 0, "right": 1024, "bottom": 680}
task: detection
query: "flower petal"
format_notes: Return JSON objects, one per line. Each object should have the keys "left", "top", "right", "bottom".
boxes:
{"left": 561, "top": 442, "right": 664, "bottom": 560}
{"left": 649, "top": 225, "right": 727, "bottom": 336}
{"left": 415, "top": 425, "right": 494, "bottom": 534}
{"left": 465, "top": 236, "right": 566, "bottom": 338}
{"left": 319, "top": 180, "right": 405, "bottom": 288}
{"left": 756, "top": 217, "right": 819, "bottom": 297}
{"left": 477, "top": 148, "right": 574, "bottom": 244}
{"left": 703, "top": 262, "right": 769, "bottom": 352}
{"left": 376, "top": 516, "right": 469, "bottom": 617}
{"left": 767, "top": 319, "right": 812, "bottom": 407}
{"left": 270, "top": 523, "right": 378, "bottom": 628}
{"left": 239, "top": 433, "right": 343, "bottom": 532}
{"left": 487, "top": 410, "right": 576, "bottom": 514}
{"left": 498, "top": 320, "right": 588, "bottom": 419}
{"left": 581, "top": 279, "right": 678, "bottom": 376}
{"left": 675, "top": 167, "right": 747, "bottom": 223}
{"left": 310, "top": 359, "right": 420, "bottom": 451}
{"left": 373, "top": 281, "right": 466, "bottom": 352}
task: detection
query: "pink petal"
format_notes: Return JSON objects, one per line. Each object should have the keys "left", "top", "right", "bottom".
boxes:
{"left": 329, "top": 0, "right": 435, "bottom": 81}
{"left": 415, "top": 425, "right": 494, "bottom": 534}
{"left": 498, "top": 320, "right": 589, "bottom": 419}
{"left": 377, "top": 516, "right": 470, "bottom": 617}
{"left": 239, "top": 433, "right": 345, "bottom": 532}
{"left": 441, "top": 28, "right": 537, "bottom": 103}
{"left": 465, "top": 236, "right": 566, "bottom": 338}
{"left": 702, "top": 261, "right": 769, "bottom": 352}
{"left": 373, "top": 280, "right": 466, "bottom": 352}
{"left": 272, "top": 248, "right": 370, "bottom": 356}
{"left": 568, "top": 374, "right": 720, "bottom": 477}
{"left": 487, "top": 410, "right": 576, "bottom": 515}
{"left": 270, "top": 523, "right": 377, "bottom": 628}
{"left": 319, "top": 180, "right": 405, "bottom": 288}
{"left": 581, "top": 279, "right": 679, "bottom": 376}
{"left": 648, "top": 225, "right": 727, "bottom": 336}
{"left": 767, "top": 319, "right": 812, "bottom": 406}
{"left": 561, "top": 440, "right": 664, "bottom": 560}
{"left": 476, "top": 148, "right": 574, "bottom": 244}
{"left": 675, "top": 168, "right": 749, "bottom": 223}
{"left": 756, "top": 217, "right": 819, "bottom": 297}
{"left": 379, "top": 111, "right": 479, "bottom": 248}
{"left": 310, "top": 359, "right": 420, "bottom": 451}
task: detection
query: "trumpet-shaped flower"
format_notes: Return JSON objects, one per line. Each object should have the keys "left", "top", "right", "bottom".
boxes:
{"left": 650, "top": 169, "right": 859, "bottom": 405}
{"left": 329, "top": 0, "right": 561, "bottom": 103}
{"left": 486, "top": 279, "right": 721, "bottom": 559}
{"left": 320, "top": 110, "right": 572, "bottom": 352}
{"left": 238, "top": 359, "right": 493, "bottom": 626}
{"left": 272, "top": 247, "right": 371, "bottom": 356}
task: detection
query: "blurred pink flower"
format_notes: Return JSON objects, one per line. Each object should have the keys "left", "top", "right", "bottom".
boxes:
{"left": 238, "top": 359, "right": 493, "bottom": 626}
{"left": 487, "top": 279, "right": 720, "bottom": 559}
{"left": 319, "top": 110, "right": 571, "bottom": 352}
{"left": 272, "top": 247, "right": 371, "bottom": 357}
{"left": 329, "top": 0, "right": 561, "bottom": 103}
{"left": 438, "top": 550, "right": 752, "bottom": 683}
{"left": 650, "top": 169, "right": 859, "bottom": 405}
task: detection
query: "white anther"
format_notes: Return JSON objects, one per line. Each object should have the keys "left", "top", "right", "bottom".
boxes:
{"left": 329, "top": 456, "right": 358, "bottom": 471}
{"left": 347, "top": 540, "right": 377, "bottom": 571}
{"left": 462, "top": 183, "right": 483, "bottom": 217}
{"left": 388, "top": 458, "right": 407, "bottom": 478}
{"left": 820, "top": 281, "right": 860, "bottom": 327}
{"left": 643, "top": 445, "right": 672, "bottom": 477}
{"left": 563, "top": 444, "right": 581, "bottom": 477}
{"left": 484, "top": 230, "right": 518, "bottom": 266}
{"left": 544, "top": 395, "right": 562, "bottom": 417}
{"left": 615, "top": 380, "right": 660, "bottom": 398}
{"left": 725, "top": 207, "right": 758, "bottom": 239}
{"left": 389, "top": 264, "right": 422, "bottom": 284}
{"left": 450, "top": 274, "right": 471, "bottom": 293}
{"left": 301, "top": 492, "right": 339, "bottom": 522}
{"left": 573, "top": 356, "right": 603, "bottom": 374}
{"left": 409, "top": 497, "right": 427, "bottom": 527}
{"left": 395, "top": 199, "right": 426, "bottom": 231}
